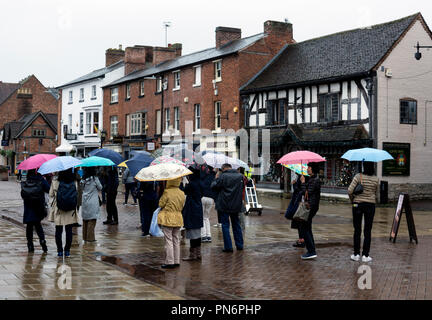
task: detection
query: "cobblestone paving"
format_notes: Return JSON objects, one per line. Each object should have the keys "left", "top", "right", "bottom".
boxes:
{"left": 2, "top": 180, "right": 432, "bottom": 300}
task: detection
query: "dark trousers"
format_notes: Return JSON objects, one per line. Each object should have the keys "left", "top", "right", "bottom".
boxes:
{"left": 220, "top": 211, "right": 243, "bottom": 250}
{"left": 124, "top": 183, "right": 137, "bottom": 204}
{"left": 101, "top": 190, "right": 106, "bottom": 203}
{"left": 55, "top": 224, "right": 73, "bottom": 253}
{"left": 106, "top": 192, "right": 118, "bottom": 222}
{"left": 190, "top": 238, "right": 201, "bottom": 248}
{"left": 26, "top": 222, "right": 45, "bottom": 243}
{"left": 139, "top": 198, "right": 156, "bottom": 235}
{"left": 299, "top": 208, "right": 318, "bottom": 255}
{"left": 353, "top": 202, "right": 376, "bottom": 257}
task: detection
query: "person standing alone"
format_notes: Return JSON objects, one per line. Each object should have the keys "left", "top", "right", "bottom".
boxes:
{"left": 211, "top": 163, "right": 244, "bottom": 253}
{"left": 348, "top": 161, "right": 379, "bottom": 263}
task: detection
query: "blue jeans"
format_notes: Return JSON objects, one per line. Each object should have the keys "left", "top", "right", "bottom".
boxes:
{"left": 219, "top": 211, "right": 243, "bottom": 250}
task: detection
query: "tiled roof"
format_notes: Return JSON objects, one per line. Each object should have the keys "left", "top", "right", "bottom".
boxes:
{"left": 57, "top": 60, "right": 124, "bottom": 89}
{"left": 241, "top": 13, "right": 420, "bottom": 92}
{"left": 0, "top": 82, "right": 21, "bottom": 105}
{"left": 104, "top": 33, "right": 265, "bottom": 87}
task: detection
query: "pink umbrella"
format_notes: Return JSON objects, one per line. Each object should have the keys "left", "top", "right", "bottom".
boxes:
{"left": 17, "top": 154, "right": 57, "bottom": 171}
{"left": 277, "top": 151, "right": 326, "bottom": 165}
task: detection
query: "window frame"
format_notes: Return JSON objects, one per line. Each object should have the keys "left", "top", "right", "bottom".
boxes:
{"left": 110, "top": 115, "right": 119, "bottom": 138}
{"left": 79, "top": 112, "right": 84, "bottom": 135}
{"left": 125, "top": 83, "right": 131, "bottom": 100}
{"left": 139, "top": 80, "right": 145, "bottom": 97}
{"left": 68, "top": 91, "right": 73, "bottom": 104}
{"left": 165, "top": 108, "right": 170, "bottom": 132}
{"left": 85, "top": 111, "right": 100, "bottom": 135}
{"left": 32, "top": 129, "right": 46, "bottom": 137}
{"left": 110, "top": 87, "right": 119, "bottom": 104}
{"left": 91, "top": 85, "right": 97, "bottom": 99}
{"left": 214, "top": 60, "right": 222, "bottom": 82}
{"left": 174, "top": 107, "right": 180, "bottom": 131}
{"left": 194, "top": 104, "right": 201, "bottom": 132}
{"left": 215, "top": 101, "right": 221, "bottom": 130}
{"left": 193, "top": 65, "right": 201, "bottom": 87}
{"left": 79, "top": 88, "right": 84, "bottom": 102}
{"left": 173, "top": 71, "right": 180, "bottom": 90}
{"left": 400, "top": 99, "right": 417, "bottom": 125}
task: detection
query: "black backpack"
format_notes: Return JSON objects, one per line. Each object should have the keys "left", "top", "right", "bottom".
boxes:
{"left": 21, "top": 179, "right": 44, "bottom": 202}
{"left": 56, "top": 181, "right": 78, "bottom": 211}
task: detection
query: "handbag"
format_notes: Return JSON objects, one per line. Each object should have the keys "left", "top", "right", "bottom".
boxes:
{"left": 292, "top": 191, "right": 310, "bottom": 222}
{"left": 353, "top": 174, "right": 364, "bottom": 196}
{"left": 285, "top": 192, "right": 301, "bottom": 220}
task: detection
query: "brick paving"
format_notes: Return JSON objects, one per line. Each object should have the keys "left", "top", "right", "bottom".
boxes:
{"left": 2, "top": 179, "right": 432, "bottom": 300}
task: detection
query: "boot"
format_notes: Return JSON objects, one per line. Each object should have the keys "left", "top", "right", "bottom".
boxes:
{"left": 27, "top": 241, "right": 34, "bottom": 253}
{"left": 182, "top": 247, "right": 197, "bottom": 261}
{"left": 195, "top": 246, "right": 202, "bottom": 260}
{"left": 40, "top": 239, "right": 48, "bottom": 253}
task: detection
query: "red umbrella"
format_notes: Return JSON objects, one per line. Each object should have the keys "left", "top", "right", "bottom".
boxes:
{"left": 17, "top": 154, "right": 57, "bottom": 170}
{"left": 277, "top": 151, "right": 326, "bottom": 165}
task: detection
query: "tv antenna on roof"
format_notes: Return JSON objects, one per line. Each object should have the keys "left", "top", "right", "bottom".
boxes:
{"left": 163, "top": 21, "right": 172, "bottom": 47}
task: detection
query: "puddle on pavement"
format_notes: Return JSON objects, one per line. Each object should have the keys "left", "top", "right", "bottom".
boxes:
{"left": 316, "top": 242, "right": 351, "bottom": 248}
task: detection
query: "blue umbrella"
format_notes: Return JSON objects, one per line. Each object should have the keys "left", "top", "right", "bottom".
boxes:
{"left": 130, "top": 150, "right": 154, "bottom": 159}
{"left": 88, "top": 148, "right": 124, "bottom": 165}
{"left": 341, "top": 148, "right": 394, "bottom": 162}
{"left": 77, "top": 156, "right": 115, "bottom": 167}
{"left": 122, "top": 154, "right": 154, "bottom": 177}
{"left": 38, "top": 156, "right": 83, "bottom": 175}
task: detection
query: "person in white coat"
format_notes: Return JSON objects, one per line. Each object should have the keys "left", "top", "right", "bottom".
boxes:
{"left": 80, "top": 167, "right": 103, "bottom": 242}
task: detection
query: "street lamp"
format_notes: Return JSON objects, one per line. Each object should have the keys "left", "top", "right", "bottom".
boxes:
{"left": 100, "top": 130, "right": 107, "bottom": 148}
{"left": 414, "top": 42, "right": 432, "bottom": 60}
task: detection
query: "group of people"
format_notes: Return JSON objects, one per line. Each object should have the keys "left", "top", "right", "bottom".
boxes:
{"left": 21, "top": 157, "right": 379, "bottom": 266}
{"left": 285, "top": 161, "right": 379, "bottom": 262}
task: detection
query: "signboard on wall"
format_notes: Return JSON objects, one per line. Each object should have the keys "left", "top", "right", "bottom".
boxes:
{"left": 147, "top": 142, "right": 155, "bottom": 151}
{"left": 382, "top": 142, "right": 410, "bottom": 176}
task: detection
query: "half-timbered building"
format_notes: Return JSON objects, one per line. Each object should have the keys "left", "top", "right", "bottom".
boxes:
{"left": 241, "top": 13, "right": 432, "bottom": 200}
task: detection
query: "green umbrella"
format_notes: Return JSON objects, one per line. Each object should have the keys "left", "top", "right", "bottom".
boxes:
{"left": 76, "top": 156, "right": 115, "bottom": 167}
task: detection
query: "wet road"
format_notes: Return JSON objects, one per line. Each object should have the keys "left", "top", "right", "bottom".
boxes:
{"left": 1, "top": 180, "right": 432, "bottom": 300}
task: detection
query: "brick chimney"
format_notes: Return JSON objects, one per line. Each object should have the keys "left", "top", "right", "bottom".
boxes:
{"left": 153, "top": 47, "right": 177, "bottom": 66}
{"left": 105, "top": 45, "right": 125, "bottom": 67}
{"left": 263, "top": 20, "right": 294, "bottom": 54}
{"left": 168, "top": 43, "right": 182, "bottom": 57}
{"left": 124, "top": 46, "right": 153, "bottom": 75}
{"left": 215, "top": 27, "right": 241, "bottom": 49}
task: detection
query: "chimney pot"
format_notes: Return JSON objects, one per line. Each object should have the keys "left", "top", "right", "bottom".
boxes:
{"left": 215, "top": 26, "right": 241, "bottom": 49}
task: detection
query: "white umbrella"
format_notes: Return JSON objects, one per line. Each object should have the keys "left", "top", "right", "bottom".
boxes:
{"left": 202, "top": 153, "right": 241, "bottom": 169}
{"left": 135, "top": 163, "right": 192, "bottom": 181}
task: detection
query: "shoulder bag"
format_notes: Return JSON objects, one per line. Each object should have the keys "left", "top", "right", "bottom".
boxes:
{"left": 353, "top": 174, "right": 364, "bottom": 196}
{"left": 293, "top": 190, "right": 310, "bottom": 222}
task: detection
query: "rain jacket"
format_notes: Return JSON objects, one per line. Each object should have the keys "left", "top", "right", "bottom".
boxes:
{"left": 80, "top": 176, "right": 103, "bottom": 220}
{"left": 211, "top": 169, "right": 244, "bottom": 214}
{"left": 122, "top": 168, "right": 135, "bottom": 184}
{"left": 181, "top": 174, "right": 203, "bottom": 230}
{"left": 48, "top": 177, "right": 79, "bottom": 226}
{"left": 158, "top": 178, "right": 185, "bottom": 227}
{"left": 22, "top": 175, "right": 50, "bottom": 224}
{"left": 301, "top": 174, "right": 321, "bottom": 214}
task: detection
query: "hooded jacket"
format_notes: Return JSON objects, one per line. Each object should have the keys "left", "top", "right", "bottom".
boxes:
{"left": 158, "top": 178, "right": 185, "bottom": 227}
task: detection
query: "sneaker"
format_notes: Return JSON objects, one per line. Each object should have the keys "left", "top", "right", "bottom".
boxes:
{"left": 161, "top": 264, "right": 176, "bottom": 269}
{"left": 57, "top": 252, "right": 63, "bottom": 257}
{"left": 362, "top": 255, "right": 372, "bottom": 263}
{"left": 141, "top": 233, "right": 151, "bottom": 238}
{"left": 213, "top": 223, "right": 221, "bottom": 228}
{"left": 207, "top": 237, "right": 212, "bottom": 243}
{"left": 350, "top": 254, "right": 360, "bottom": 262}
{"left": 301, "top": 252, "right": 317, "bottom": 260}
{"left": 201, "top": 237, "right": 208, "bottom": 242}
{"left": 109, "top": 221, "right": 119, "bottom": 225}
{"left": 132, "top": 203, "right": 138, "bottom": 206}
{"left": 64, "top": 251, "right": 70, "bottom": 257}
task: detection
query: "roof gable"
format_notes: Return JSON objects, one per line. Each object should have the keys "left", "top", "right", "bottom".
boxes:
{"left": 14, "top": 111, "right": 58, "bottom": 138}
{"left": 241, "top": 13, "right": 420, "bottom": 92}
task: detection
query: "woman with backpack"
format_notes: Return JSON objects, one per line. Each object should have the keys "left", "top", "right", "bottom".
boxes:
{"left": 80, "top": 167, "right": 103, "bottom": 242}
{"left": 48, "top": 168, "right": 79, "bottom": 257}
{"left": 21, "top": 169, "right": 50, "bottom": 253}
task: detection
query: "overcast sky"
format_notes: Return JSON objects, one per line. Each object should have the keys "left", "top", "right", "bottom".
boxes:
{"left": 1, "top": 0, "right": 431, "bottom": 87}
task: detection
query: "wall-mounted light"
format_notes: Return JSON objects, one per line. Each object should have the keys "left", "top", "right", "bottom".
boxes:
{"left": 233, "top": 107, "right": 239, "bottom": 114}
{"left": 414, "top": 41, "right": 432, "bottom": 60}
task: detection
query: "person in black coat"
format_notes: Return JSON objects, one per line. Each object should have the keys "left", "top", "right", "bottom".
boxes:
{"left": 298, "top": 162, "right": 321, "bottom": 260}
{"left": 22, "top": 169, "right": 50, "bottom": 253}
{"left": 181, "top": 167, "right": 203, "bottom": 261}
{"left": 288, "top": 175, "right": 308, "bottom": 248}
{"left": 137, "top": 181, "right": 159, "bottom": 236}
{"left": 103, "top": 167, "right": 119, "bottom": 225}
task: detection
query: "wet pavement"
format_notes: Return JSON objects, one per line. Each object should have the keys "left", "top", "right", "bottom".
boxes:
{"left": 1, "top": 179, "right": 432, "bottom": 300}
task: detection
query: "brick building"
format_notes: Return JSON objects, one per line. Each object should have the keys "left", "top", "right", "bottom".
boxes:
{"left": 102, "top": 20, "right": 294, "bottom": 158}
{"left": 0, "top": 75, "right": 58, "bottom": 171}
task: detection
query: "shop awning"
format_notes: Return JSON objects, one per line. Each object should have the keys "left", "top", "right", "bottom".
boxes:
{"left": 55, "top": 141, "right": 73, "bottom": 153}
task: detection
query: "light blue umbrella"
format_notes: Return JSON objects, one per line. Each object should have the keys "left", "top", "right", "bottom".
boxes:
{"left": 341, "top": 148, "right": 394, "bottom": 162}
{"left": 38, "top": 156, "right": 83, "bottom": 175}
{"left": 77, "top": 156, "right": 115, "bottom": 168}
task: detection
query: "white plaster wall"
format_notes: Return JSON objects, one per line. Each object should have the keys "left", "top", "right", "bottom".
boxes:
{"left": 376, "top": 18, "right": 432, "bottom": 184}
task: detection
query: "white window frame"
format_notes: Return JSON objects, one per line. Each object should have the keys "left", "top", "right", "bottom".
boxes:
{"left": 173, "top": 71, "right": 180, "bottom": 90}
{"left": 91, "top": 85, "right": 97, "bottom": 99}
{"left": 140, "top": 81, "right": 145, "bottom": 96}
{"left": 214, "top": 60, "right": 222, "bottom": 82}
{"left": 215, "top": 101, "right": 221, "bottom": 130}
{"left": 79, "top": 88, "right": 84, "bottom": 102}
{"left": 156, "top": 77, "right": 162, "bottom": 93}
{"left": 110, "top": 115, "right": 118, "bottom": 138}
{"left": 68, "top": 91, "right": 73, "bottom": 103}
{"left": 174, "top": 107, "right": 180, "bottom": 131}
{"left": 165, "top": 108, "right": 170, "bottom": 132}
{"left": 130, "top": 113, "right": 142, "bottom": 136}
{"left": 110, "top": 87, "right": 118, "bottom": 103}
{"left": 85, "top": 111, "right": 100, "bottom": 135}
{"left": 126, "top": 84, "right": 131, "bottom": 100}
{"left": 194, "top": 104, "right": 201, "bottom": 132}
{"left": 68, "top": 114, "right": 72, "bottom": 133}
{"left": 193, "top": 65, "right": 201, "bottom": 87}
